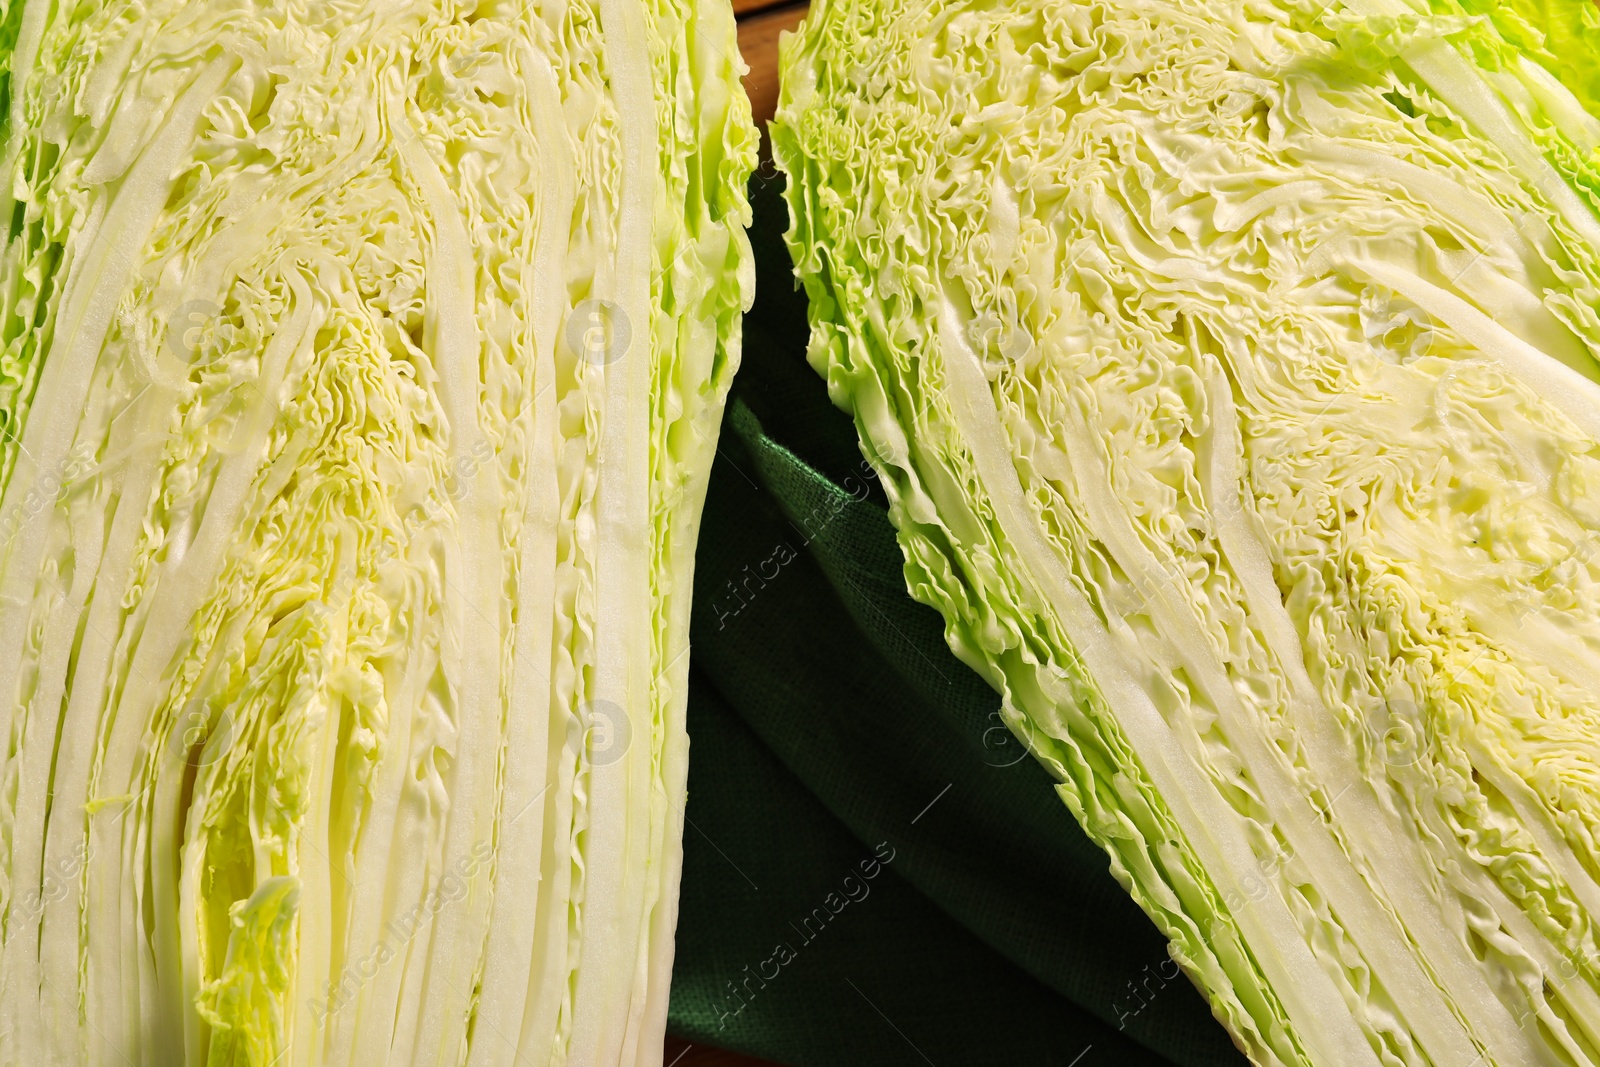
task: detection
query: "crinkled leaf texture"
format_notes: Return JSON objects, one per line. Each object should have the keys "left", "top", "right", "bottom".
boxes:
{"left": 0, "top": 0, "right": 755, "bottom": 1063}
{"left": 776, "top": 0, "right": 1600, "bottom": 1063}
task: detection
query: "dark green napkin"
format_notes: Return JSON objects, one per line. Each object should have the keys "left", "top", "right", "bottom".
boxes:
{"left": 665, "top": 173, "right": 1248, "bottom": 1067}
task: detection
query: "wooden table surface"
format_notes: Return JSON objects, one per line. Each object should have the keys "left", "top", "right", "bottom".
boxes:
{"left": 736, "top": 0, "right": 809, "bottom": 130}
{"left": 657, "top": 7, "right": 807, "bottom": 1067}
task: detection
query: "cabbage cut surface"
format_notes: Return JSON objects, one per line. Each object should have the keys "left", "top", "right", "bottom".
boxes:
{"left": 0, "top": 0, "right": 755, "bottom": 1062}
{"left": 777, "top": 0, "right": 1600, "bottom": 1062}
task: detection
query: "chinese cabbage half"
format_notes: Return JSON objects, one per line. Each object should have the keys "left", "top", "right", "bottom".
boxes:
{"left": 777, "top": 0, "right": 1600, "bottom": 1063}
{"left": 0, "top": 0, "right": 755, "bottom": 1063}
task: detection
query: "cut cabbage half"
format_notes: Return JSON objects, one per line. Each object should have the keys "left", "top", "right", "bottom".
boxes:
{"left": 0, "top": 0, "right": 755, "bottom": 1062}
{"left": 777, "top": 0, "right": 1600, "bottom": 1063}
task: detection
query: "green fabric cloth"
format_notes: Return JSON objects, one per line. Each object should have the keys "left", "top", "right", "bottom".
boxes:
{"left": 665, "top": 174, "right": 1248, "bottom": 1067}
